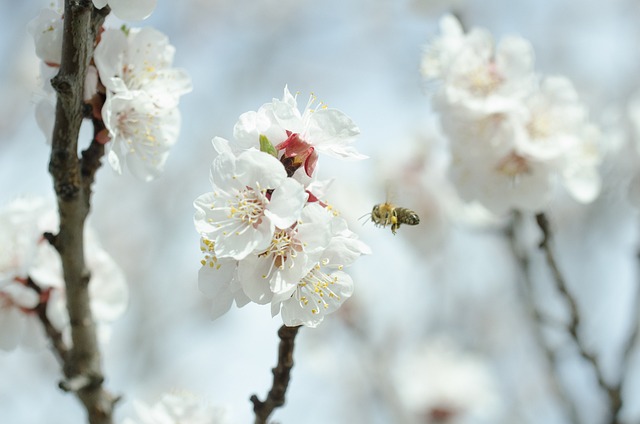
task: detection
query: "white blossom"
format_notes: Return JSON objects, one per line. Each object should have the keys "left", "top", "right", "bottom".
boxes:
{"left": 193, "top": 143, "right": 308, "bottom": 261}
{"left": 92, "top": 0, "right": 157, "bottom": 21}
{"left": 278, "top": 267, "right": 353, "bottom": 328}
{"left": 393, "top": 338, "right": 504, "bottom": 424}
{"left": 94, "top": 26, "right": 191, "bottom": 180}
{"left": 94, "top": 27, "right": 191, "bottom": 108}
{"left": 237, "top": 202, "right": 332, "bottom": 303}
{"left": 426, "top": 16, "right": 535, "bottom": 116}
{"left": 102, "top": 90, "right": 181, "bottom": 181}
{"left": 515, "top": 76, "right": 588, "bottom": 161}
{"left": 423, "top": 14, "right": 602, "bottom": 214}
{"left": 233, "top": 86, "right": 365, "bottom": 176}
{"left": 122, "top": 392, "right": 229, "bottom": 424}
{"left": 28, "top": 8, "right": 63, "bottom": 66}
{"left": 0, "top": 197, "right": 127, "bottom": 350}
{"left": 274, "top": 211, "right": 371, "bottom": 328}
{"left": 197, "top": 237, "right": 249, "bottom": 320}
{"left": 195, "top": 90, "right": 369, "bottom": 327}
{"left": 0, "top": 282, "right": 42, "bottom": 350}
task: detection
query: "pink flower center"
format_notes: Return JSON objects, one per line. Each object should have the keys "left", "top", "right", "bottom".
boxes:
{"left": 276, "top": 131, "right": 318, "bottom": 177}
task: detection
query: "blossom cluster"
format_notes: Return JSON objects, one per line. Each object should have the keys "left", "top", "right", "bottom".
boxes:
{"left": 0, "top": 197, "right": 127, "bottom": 350}
{"left": 422, "top": 15, "right": 602, "bottom": 215}
{"left": 194, "top": 87, "right": 370, "bottom": 328}
{"left": 29, "top": 4, "right": 191, "bottom": 182}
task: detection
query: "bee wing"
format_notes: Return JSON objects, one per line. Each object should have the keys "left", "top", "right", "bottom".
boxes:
{"left": 384, "top": 179, "right": 397, "bottom": 204}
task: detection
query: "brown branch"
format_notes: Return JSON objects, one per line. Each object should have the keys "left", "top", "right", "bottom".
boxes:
{"left": 535, "top": 213, "right": 622, "bottom": 424}
{"left": 250, "top": 325, "right": 301, "bottom": 424}
{"left": 506, "top": 213, "right": 581, "bottom": 424}
{"left": 605, "top": 251, "right": 640, "bottom": 422}
{"left": 48, "top": 1, "right": 115, "bottom": 423}
{"left": 25, "top": 277, "right": 69, "bottom": 365}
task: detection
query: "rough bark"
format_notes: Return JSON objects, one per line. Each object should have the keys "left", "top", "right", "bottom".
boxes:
{"left": 48, "top": 2, "right": 116, "bottom": 423}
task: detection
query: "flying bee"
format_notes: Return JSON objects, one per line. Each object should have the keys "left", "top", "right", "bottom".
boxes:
{"left": 360, "top": 182, "right": 420, "bottom": 235}
{"left": 369, "top": 201, "right": 420, "bottom": 235}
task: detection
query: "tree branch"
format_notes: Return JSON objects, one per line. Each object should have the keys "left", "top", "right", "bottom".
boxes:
{"left": 506, "top": 213, "right": 580, "bottom": 424}
{"left": 250, "top": 325, "right": 301, "bottom": 424}
{"left": 48, "top": 1, "right": 115, "bottom": 423}
{"left": 25, "top": 277, "right": 69, "bottom": 365}
{"left": 535, "top": 213, "right": 622, "bottom": 424}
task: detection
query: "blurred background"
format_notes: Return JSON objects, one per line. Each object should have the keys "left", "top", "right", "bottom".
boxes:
{"left": 1, "top": 0, "right": 640, "bottom": 423}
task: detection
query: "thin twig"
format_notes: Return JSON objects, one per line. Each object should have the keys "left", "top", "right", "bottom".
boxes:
{"left": 250, "top": 325, "right": 301, "bottom": 424}
{"left": 535, "top": 213, "right": 622, "bottom": 424}
{"left": 25, "top": 277, "right": 69, "bottom": 365}
{"left": 80, "top": 112, "right": 107, "bottom": 189}
{"left": 607, "top": 251, "right": 640, "bottom": 422}
{"left": 48, "top": 1, "right": 115, "bottom": 423}
{"left": 506, "top": 213, "right": 581, "bottom": 424}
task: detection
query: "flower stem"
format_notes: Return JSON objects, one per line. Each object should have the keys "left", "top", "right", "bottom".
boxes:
{"left": 250, "top": 325, "right": 301, "bottom": 424}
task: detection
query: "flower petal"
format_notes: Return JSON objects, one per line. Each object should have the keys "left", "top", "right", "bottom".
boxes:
{"left": 108, "top": 0, "right": 157, "bottom": 21}
{"left": 265, "top": 178, "right": 308, "bottom": 229}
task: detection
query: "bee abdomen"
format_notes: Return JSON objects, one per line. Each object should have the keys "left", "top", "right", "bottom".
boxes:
{"left": 396, "top": 208, "right": 420, "bottom": 225}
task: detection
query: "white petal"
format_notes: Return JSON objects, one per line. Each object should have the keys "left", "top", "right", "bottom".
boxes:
{"left": 107, "top": 149, "right": 123, "bottom": 174}
{"left": 198, "top": 261, "right": 235, "bottom": 298}
{"left": 496, "top": 36, "right": 535, "bottom": 82}
{"left": 563, "top": 165, "right": 601, "bottom": 203}
{"left": 108, "top": 0, "right": 157, "bottom": 21}
{"left": 94, "top": 29, "right": 128, "bottom": 93}
{"left": 211, "top": 137, "right": 233, "bottom": 156}
{"left": 235, "top": 149, "right": 286, "bottom": 189}
{"left": 0, "top": 307, "right": 26, "bottom": 350}
{"left": 20, "top": 317, "right": 47, "bottom": 349}
{"left": 35, "top": 99, "right": 55, "bottom": 145}
{"left": 193, "top": 192, "right": 218, "bottom": 235}
{"left": 198, "top": 266, "right": 234, "bottom": 320}
{"left": 238, "top": 267, "right": 274, "bottom": 305}
{"left": 3, "top": 283, "right": 39, "bottom": 309}
{"left": 307, "top": 108, "right": 360, "bottom": 144}
{"left": 87, "top": 249, "right": 128, "bottom": 322}
{"left": 265, "top": 178, "right": 308, "bottom": 229}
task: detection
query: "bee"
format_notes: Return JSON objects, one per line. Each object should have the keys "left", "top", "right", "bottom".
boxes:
{"left": 370, "top": 201, "right": 420, "bottom": 235}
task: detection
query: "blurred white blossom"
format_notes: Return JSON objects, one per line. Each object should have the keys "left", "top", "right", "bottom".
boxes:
{"left": 0, "top": 197, "right": 128, "bottom": 350}
{"left": 393, "top": 338, "right": 504, "bottom": 424}
{"left": 28, "top": 8, "right": 63, "bottom": 67}
{"left": 122, "top": 392, "right": 229, "bottom": 424}
{"left": 423, "top": 14, "right": 602, "bottom": 214}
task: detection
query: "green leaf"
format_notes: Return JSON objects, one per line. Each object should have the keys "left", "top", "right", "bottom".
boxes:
{"left": 259, "top": 134, "right": 278, "bottom": 158}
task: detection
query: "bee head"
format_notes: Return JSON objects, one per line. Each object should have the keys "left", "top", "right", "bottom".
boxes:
{"left": 371, "top": 204, "right": 381, "bottom": 220}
